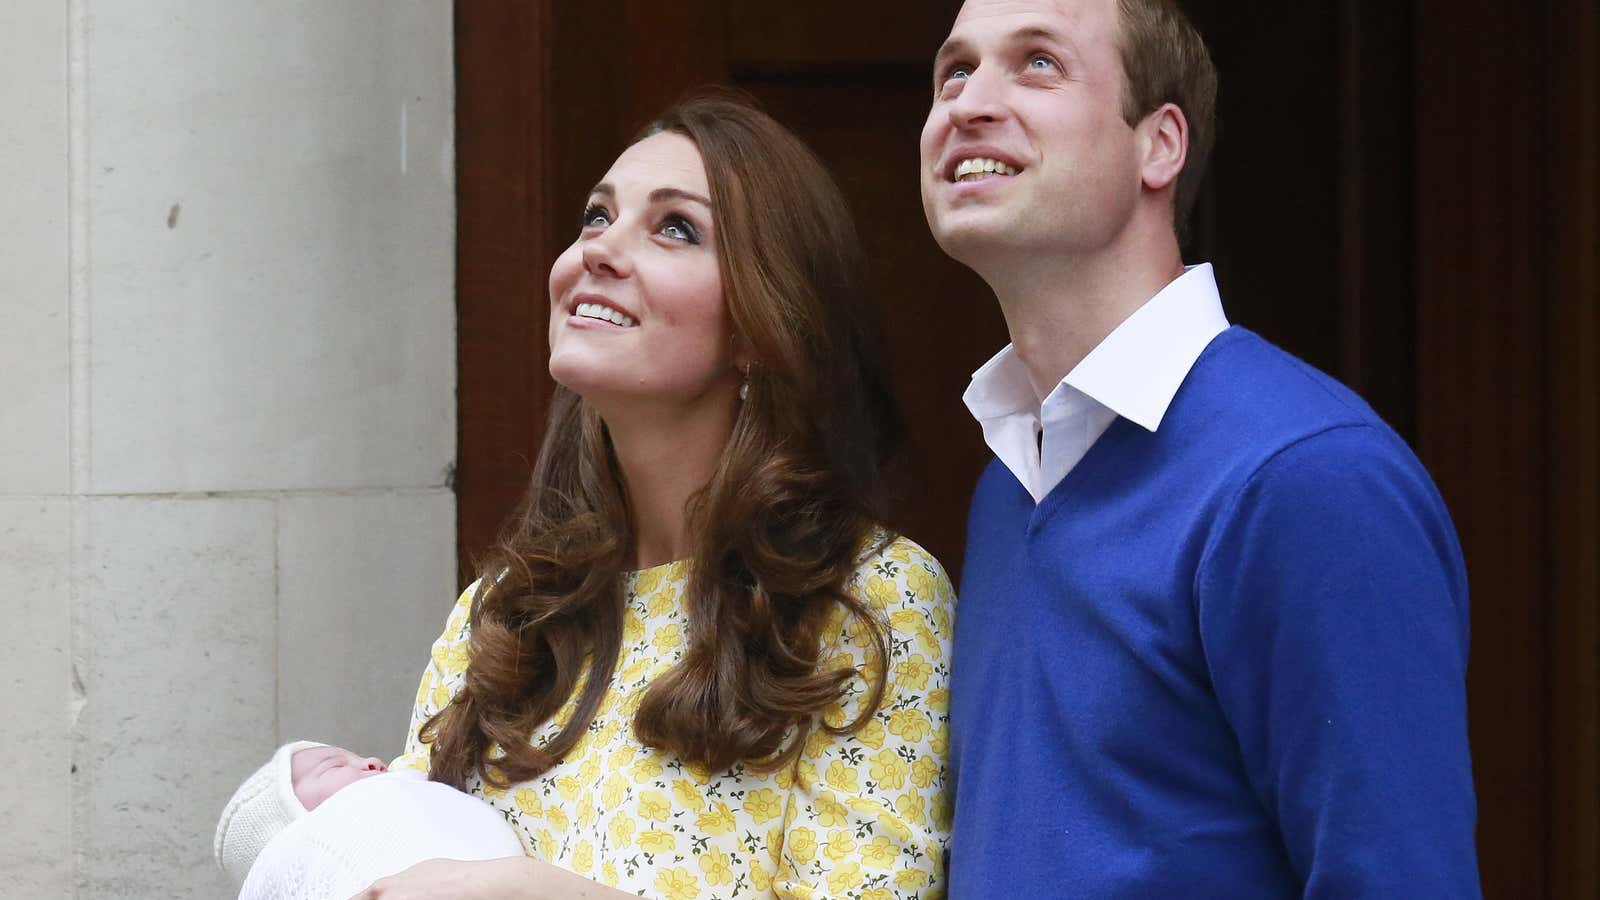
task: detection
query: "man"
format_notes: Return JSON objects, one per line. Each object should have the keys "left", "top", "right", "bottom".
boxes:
{"left": 920, "top": 0, "right": 1480, "bottom": 897}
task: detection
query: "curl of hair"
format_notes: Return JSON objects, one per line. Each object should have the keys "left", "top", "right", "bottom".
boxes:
{"left": 423, "top": 91, "right": 900, "bottom": 789}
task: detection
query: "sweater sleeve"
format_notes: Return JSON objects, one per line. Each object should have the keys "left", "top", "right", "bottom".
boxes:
{"left": 1196, "top": 425, "right": 1479, "bottom": 898}
{"left": 389, "top": 582, "right": 478, "bottom": 774}
{"left": 770, "top": 538, "right": 956, "bottom": 900}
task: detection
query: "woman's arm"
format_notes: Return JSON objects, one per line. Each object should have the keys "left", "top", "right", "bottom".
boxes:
{"left": 350, "top": 857, "right": 639, "bottom": 900}
{"left": 772, "top": 537, "right": 956, "bottom": 898}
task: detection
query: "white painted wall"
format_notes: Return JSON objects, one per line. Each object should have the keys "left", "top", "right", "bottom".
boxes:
{"left": 1, "top": 3, "right": 456, "bottom": 897}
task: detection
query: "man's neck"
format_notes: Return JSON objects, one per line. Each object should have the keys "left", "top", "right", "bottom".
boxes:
{"left": 983, "top": 235, "right": 1185, "bottom": 402}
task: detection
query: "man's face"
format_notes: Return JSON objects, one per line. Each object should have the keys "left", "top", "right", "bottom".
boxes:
{"left": 919, "top": 0, "right": 1142, "bottom": 267}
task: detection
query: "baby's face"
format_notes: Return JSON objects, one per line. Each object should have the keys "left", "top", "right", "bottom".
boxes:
{"left": 290, "top": 746, "right": 387, "bottom": 811}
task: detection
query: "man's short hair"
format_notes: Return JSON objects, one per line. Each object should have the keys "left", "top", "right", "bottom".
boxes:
{"left": 1115, "top": 0, "right": 1218, "bottom": 239}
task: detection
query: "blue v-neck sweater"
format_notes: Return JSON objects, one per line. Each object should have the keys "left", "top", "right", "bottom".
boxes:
{"left": 949, "top": 328, "right": 1478, "bottom": 898}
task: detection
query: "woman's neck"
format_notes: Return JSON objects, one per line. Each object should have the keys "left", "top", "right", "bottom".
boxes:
{"left": 602, "top": 393, "right": 737, "bottom": 570}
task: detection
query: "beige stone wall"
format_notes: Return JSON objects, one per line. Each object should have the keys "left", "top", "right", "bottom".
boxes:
{"left": 0, "top": 3, "right": 456, "bottom": 896}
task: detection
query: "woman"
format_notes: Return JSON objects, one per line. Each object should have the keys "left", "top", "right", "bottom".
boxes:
{"left": 366, "top": 95, "right": 955, "bottom": 899}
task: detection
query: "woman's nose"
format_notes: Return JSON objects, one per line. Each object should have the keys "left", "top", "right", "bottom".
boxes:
{"left": 581, "top": 231, "right": 631, "bottom": 278}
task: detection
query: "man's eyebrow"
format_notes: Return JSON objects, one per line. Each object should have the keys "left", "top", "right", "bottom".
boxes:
{"left": 933, "top": 36, "right": 973, "bottom": 72}
{"left": 933, "top": 25, "right": 1071, "bottom": 71}
{"left": 585, "top": 183, "right": 711, "bottom": 209}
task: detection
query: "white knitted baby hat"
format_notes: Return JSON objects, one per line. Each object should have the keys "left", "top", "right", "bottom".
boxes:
{"left": 214, "top": 741, "right": 325, "bottom": 886}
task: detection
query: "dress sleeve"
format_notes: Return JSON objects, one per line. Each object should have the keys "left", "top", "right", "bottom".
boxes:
{"left": 771, "top": 538, "right": 956, "bottom": 900}
{"left": 389, "top": 581, "right": 479, "bottom": 774}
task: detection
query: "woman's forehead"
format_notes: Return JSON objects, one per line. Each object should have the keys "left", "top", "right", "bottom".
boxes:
{"left": 604, "top": 132, "right": 709, "bottom": 197}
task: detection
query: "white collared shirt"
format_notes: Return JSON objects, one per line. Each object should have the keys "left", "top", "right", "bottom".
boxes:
{"left": 962, "top": 264, "right": 1230, "bottom": 504}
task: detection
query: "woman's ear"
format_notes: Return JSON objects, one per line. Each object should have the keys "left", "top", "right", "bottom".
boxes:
{"left": 1138, "top": 102, "right": 1189, "bottom": 194}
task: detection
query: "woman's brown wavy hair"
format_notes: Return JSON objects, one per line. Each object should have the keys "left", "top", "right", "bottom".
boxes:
{"left": 421, "top": 92, "right": 903, "bottom": 789}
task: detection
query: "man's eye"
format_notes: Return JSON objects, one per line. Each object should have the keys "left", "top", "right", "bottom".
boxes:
{"left": 1027, "top": 55, "right": 1057, "bottom": 72}
{"left": 945, "top": 65, "right": 972, "bottom": 82}
{"left": 580, "top": 205, "right": 611, "bottom": 229}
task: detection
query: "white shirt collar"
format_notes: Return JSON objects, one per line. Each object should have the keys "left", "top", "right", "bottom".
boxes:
{"left": 963, "top": 264, "right": 1229, "bottom": 501}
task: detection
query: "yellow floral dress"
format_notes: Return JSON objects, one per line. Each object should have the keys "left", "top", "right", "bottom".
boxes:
{"left": 393, "top": 535, "right": 955, "bottom": 900}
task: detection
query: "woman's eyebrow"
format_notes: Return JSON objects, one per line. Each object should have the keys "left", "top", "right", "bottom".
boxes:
{"left": 586, "top": 183, "right": 710, "bottom": 209}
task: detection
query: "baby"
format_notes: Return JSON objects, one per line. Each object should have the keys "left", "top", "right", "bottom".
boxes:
{"left": 214, "top": 741, "right": 524, "bottom": 899}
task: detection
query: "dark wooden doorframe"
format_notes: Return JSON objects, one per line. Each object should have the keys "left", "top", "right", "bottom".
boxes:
{"left": 454, "top": 2, "right": 1599, "bottom": 896}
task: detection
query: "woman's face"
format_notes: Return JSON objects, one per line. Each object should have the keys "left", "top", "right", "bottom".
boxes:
{"left": 547, "top": 132, "right": 737, "bottom": 411}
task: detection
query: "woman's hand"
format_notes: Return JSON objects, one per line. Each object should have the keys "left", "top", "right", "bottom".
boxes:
{"left": 348, "top": 856, "right": 530, "bottom": 900}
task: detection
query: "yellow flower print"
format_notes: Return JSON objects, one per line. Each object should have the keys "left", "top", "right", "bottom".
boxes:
{"left": 824, "top": 833, "right": 857, "bottom": 861}
{"left": 911, "top": 756, "right": 940, "bottom": 788}
{"left": 638, "top": 828, "right": 676, "bottom": 853}
{"left": 444, "top": 642, "right": 470, "bottom": 671}
{"left": 932, "top": 790, "right": 954, "bottom": 830}
{"left": 794, "top": 760, "right": 819, "bottom": 790}
{"left": 814, "top": 794, "right": 850, "bottom": 828}
{"left": 821, "top": 702, "right": 848, "bottom": 729}
{"left": 630, "top": 755, "right": 665, "bottom": 783}
{"left": 696, "top": 800, "right": 737, "bottom": 835}
{"left": 861, "top": 834, "right": 898, "bottom": 869}
{"left": 927, "top": 687, "right": 950, "bottom": 715}
{"left": 744, "top": 787, "right": 783, "bottom": 824}
{"left": 622, "top": 608, "right": 645, "bottom": 643}
{"left": 863, "top": 889, "right": 895, "bottom": 900}
{"left": 653, "top": 867, "right": 700, "bottom": 900}
{"left": 601, "top": 861, "right": 619, "bottom": 886}
{"left": 894, "top": 653, "right": 934, "bottom": 691}
{"left": 634, "top": 567, "right": 665, "bottom": 595}
{"left": 895, "top": 791, "right": 927, "bottom": 826}
{"left": 856, "top": 717, "right": 887, "bottom": 749}
{"left": 638, "top": 789, "right": 672, "bottom": 822}
{"left": 572, "top": 840, "right": 594, "bottom": 875}
{"left": 803, "top": 728, "right": 832, "bottom": 760}
{"left": 618, "top": 657, "right": 651, "bottom": 684}
{"left": 870, "top": 749, "right": 909, "bottom": 790}
{"left": 907, "top": 565, "right": 936, "bottom": 599}
{"left": 888, "top": 708, "right": 932, "bottom": 742}
{"left": 766, "top": 826, "right": 785, "bottom": 866}
{"left": 655, "top": 780, "right": 693, "bottom": 812}
{"left": 577, "top": 796, "right": 597, "bottom": 828}
{"left": 544, "top": 806, "right": 570, "bottom": 832}
{"left": 646, "top": 584, "right": 679, "bottom": 617}
{"left": 479, "top": 769, "right": 508, "bottom": 800}
{"left": 698, "top": 848, "right": 735, "bottom": 885}
{"left": 429, "top": 681, "right": 453, "bottom": 710}
{"left": 608, "top": 745, "right": 638, "bottom": 769}
{"left": 554, "top": 775, "right": 581, "bottom": 802}
{"left": 686, "top": 760, "right": 714, "bottom": 785}
{"left": 889, "top": 609, "right": 925, "bottom": 634}
{"left": 864, "top": 575, "right": 898, "bottom": 610}
{"left": 535, "top": 828, "right": 557, "bottom": 860}
{"left": 825, "top": 759, "right": 860, "bottom": 793}
{"left": 578, "top": 754, "right": 601, "bottom": 784}
{"left": 513, "top": 787, "right": 543, "bottom": 817}
{"left": 414, "top": 670, "right": 434, "bottom": 706}
{"left": 750, "top": 864, "right": 773, "bottom": 891}
{"left": 786, "top": 826, "right": 818, "bottom": 864}
{"left": 888, "top": 541, "right": 914, "bottom": 564}
{"left": 895, "top": 867, "right": 931, "bottom": 890}
{"left": 601, "top": 774, "right": 627, "bottom": 809}
{"left": 932, "top": 731, "right": 950, "bottom": 756}
{"left": 826, "top": 860, "right": 865, "bottom": 893}
{"left": 915, "top": 623, "right": 941, "bottom": 655}
{"left": 933, "top": 605, "right": 952, "bottom": 636}
{"left": 607, "top": 814, "right": 635, "bottom": 848}
{"left": 651, "top": 622, "right": 684, "bottom": 654}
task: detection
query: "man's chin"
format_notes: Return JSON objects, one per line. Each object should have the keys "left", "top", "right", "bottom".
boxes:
{"left": 929, "top": 215, "right": 1022, "bottom": 270}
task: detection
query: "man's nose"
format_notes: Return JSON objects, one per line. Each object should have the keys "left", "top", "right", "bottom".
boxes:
{"left": 948, "top": 67, "right": 1007, "bottom": 128}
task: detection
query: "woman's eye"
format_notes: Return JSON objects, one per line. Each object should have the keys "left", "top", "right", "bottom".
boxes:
{"left": 659, "top": 215, "right": 700, "bottom": 244}
{"left": 580, "top": 205, "right": 611, "bottom": 229}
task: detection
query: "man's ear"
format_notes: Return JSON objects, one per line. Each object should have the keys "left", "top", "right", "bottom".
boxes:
{"left": 1138, "top": 102, "right": 1188, "bottom": 193}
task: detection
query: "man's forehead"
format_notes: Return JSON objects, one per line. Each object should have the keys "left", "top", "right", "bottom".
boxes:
{"left": 947, "top": 0, "right": 1111, "bottom": 37}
